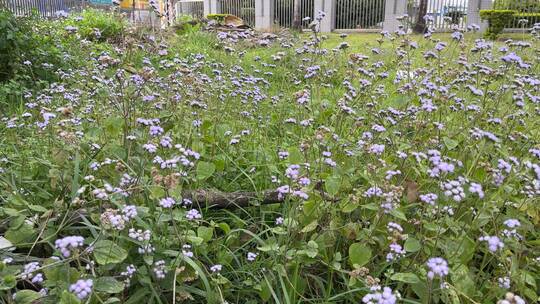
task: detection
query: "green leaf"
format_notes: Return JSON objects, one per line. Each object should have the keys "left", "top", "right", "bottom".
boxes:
{"left": 0, "top": 274, "right": 16, "bottom": 291}
{"left": 257, "top": 243, "right": 279, "bottom": 252}
{"left": 28, "top": 204, "right": 48, "bottom": 213}
{"left": 443, "top": 137, "right": 459, "bottom": 150}
{"left": 104, "top": 116, "right": 124, "bottom": 137}
{"left": 520, "top": 271, "right": 537, "bottom": 288}
{"left": 348, "top": 243, "right": 372, "bottom": 267}
{"left": 459, "top": 236, "right": 476, "bottom": 264}
{"left": 390, "top": 209, "right": 407, "bottom": 221}
{"left": 125, "top": 289, "right": 150, "bottom": 304}
{"left": 288, "top": 147, "right": 304, "bottom": 163}
{"left": 522, "top": 287, "right": 537, "bottom": 302}
{"left": 187, "top": 235, "right": 204, "bottom": 246}
{"left": 300, "top": 220, "right": 318, "bottom": 233}
{"left": 404, "top": 237, "right": 421, "bottom": 252}
{"left": 325, "top": 175, "right": 341, "bottom": 196}
{"left": 4, "top": 224, "right": 35, "bottom": 245}
{"left": 390, "top": 272, "right": 420, "bottom": 284}
{"left": 411, "top": 282, "right": 428, "bottom": 302}
{"left": 42, "top": 258, "right": 79, "bottom": 283}
{"left": 307, "top": 240, "right": 318, "bottom": 249}
{"left": 451, "top": 264, "right": 476, "bottom": 297}
{"left": 196, "top": 161, "right": 216, "bottom": 180}
{"left": 304, "top": 247, "right": 318, "bottom": 258}
{"left": 93, "top": 240, "right": 127, "bottom": 265}
{"left": 197, "top": 226, "right": 214, "bottom": 242}
{"left": 148, "top": 185, "right": 165, "bottom": 200}
{"left": 340, "top": 199, "right": 357, "bottom": 213}
{"left": 217, "top": 222, "right": 230, "bottom": 234}
{"left": 15, "top": 290, "right": 41, "bottom": 304}
{"left": 95, "top": 276, "right": 125, "bottom": 294}
{"left": 60, "top": 291, "right": 81, "bottom": 304}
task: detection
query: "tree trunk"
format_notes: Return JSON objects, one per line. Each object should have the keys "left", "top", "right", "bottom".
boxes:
{"left": 413, "top": 0, "right": 428, "bottom": 33}
{"left": 292, "top": 0, "right": 302, "bottom": 30}
{"left": 132, "top": 0, "right": 135, "bottom": 23}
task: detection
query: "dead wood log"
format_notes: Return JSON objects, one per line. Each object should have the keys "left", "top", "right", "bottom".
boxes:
{"left": 182, "top": 186, "right": 339, "bottom": 209}
{"left": 182, "top": 189, "right": 284, "bottom": 209}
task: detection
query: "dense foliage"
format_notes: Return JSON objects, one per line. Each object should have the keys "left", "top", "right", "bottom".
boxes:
{"left": 1, "top": 9, "right": 540, "bottom": 304}
{"left": 479, "top": 10, "right": 519, "bottom": 39}
{"left": 63, "top": 9, "right": 127, "bottom": 42}
{"left": 0, "top": 11, "right": 63, "bottom": 84}
{"left": 494, "top": 0, "right": 540, "bottom": 12}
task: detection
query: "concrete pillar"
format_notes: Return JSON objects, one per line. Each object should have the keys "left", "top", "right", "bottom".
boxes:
{"left": 468, "top": 0, "right": 492, "bottom": 32}
{"left": 255, "top": 0, "right": 274, "bottom": 30}
{"left": 383, "top": 0, "right": 407, "bottom": 32}
{"left": 314, "top": 0, "right": 336, "bottom": 32}
{"left": 203, "top": 0, "right": 220, "bottom": 16}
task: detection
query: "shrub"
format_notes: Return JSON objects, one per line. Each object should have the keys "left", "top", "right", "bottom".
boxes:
{"left": 64, "top": 9, "right": 126, "bottom": 42}
{"left": 0, "top": 10, "right": 27, "bottom": 82}
{"left": 494, "top": 0, "right": 540, "bottom": 12}
{"left": 0, "top": 11, "right": 63, "bottom": 84}
{"left": 336, "top": 0, "right": 385, "bottom": 29}
{"left": 514, "top": 12, "right": 540, "bottom": 26}
{"left": 206, "top": 13, "right": 231, "bottom": 23}
{"left": 480, "top": 10, "right": 516, "bottom": 39}
{"left": 174, "top": 15, "right": 202, "bottom": 35}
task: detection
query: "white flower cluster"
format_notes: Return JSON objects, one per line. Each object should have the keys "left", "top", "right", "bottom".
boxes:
{"left": 55, "top": 236, "right": 84, "bottom": 257}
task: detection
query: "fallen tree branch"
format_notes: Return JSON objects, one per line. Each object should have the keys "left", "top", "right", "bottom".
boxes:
{"left": 182, "top": 189, "right": 284, "bottom": 209}
{"left": 183, "top": 187, "right": 340, "bottom": 209}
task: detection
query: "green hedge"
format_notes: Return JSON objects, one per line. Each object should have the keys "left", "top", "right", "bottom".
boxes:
{"left": 493, "top": 0, "right": 540, "bottom": 12}
{"left": 480, "top": 10, "right": 516, "bottom": 39}
{"left": 514, "top": 12, "right": 540, "bottom": 25}
{"left": 480, "top": 10, "right": 540, "bottom": 39}
{"left": 206, "top": 14, "right": 231, "bottom": 23}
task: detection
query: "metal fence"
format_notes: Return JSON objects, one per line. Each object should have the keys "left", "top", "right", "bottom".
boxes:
{"left": 177, "top": 0, "right": 204, "bottom": 19}
{"left": 493, "top": 0, "right": 540, "bottom": 29}
{"left": 219, "top": 0, "right": 255, "bottom": 26}
{"left": 407, "top": 0, "right": 469, "bottom": 31}
{"left": 274, "top": 0, "right": 314, "bottom": 29}
{"left": 0, "top": 0, "right": 85, "bottom": 17}
{"left": 3, "top": 0, "right": 539, "bottom": 32}
{"left": 335, "top": 0, "right": 386, "bottom": 30}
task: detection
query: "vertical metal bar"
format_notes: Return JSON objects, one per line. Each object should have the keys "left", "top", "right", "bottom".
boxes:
{"left": 336, "top": 0, "right": 343, "bottom": 29}
{"left": 350, "top": 0, "right": 353, "bottom": 29}
{"left": 356, "top": 0, "right": 360, "bottom": 29}
{"left": 349, "top": 0, "right": 353, "bottom": 29}
{"left": 358, "top": 0, "right": 362, "bottom": 29}
{"left": 353, "top": 0, "right": 356, "bottom": 29}
{"left": 336, "top": 0, "right": 339, "bottom": 29}
{"left": 370, "top": 0, "right": 374, "bottom": 29}
{"left": 358, "top": 0, "right": 361, "bottom": 29}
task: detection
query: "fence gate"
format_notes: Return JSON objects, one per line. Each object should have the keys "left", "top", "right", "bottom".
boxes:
{"left": 274, "top": 0, "right": 314, "bottom": 29}
{"left": 335, "top": 0, "right": 386, "bottom": 30}
{"left": 407, "top": 0, "right": 469, "bottom": 31}
{"left": 219, "top": 0, "right": 255, "bottom": 26}
{"left": 177, "top": 0, "right": 204, "bottom": 19}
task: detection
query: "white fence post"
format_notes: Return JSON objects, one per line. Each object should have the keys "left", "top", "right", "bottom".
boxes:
{"left": 314, "top": 0, "right": 336, "bottom": 33}
{"left": 383, "top": 0, "right": 407, "bottom": 32}
{"left": 255, "top": 0, "right": 274, "bottom": 30}
{"left": 468, "top": 0, "right": 492, "bottom": 32}
{"left": 203, "top": 0, "right": 220, "bottom": 16}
